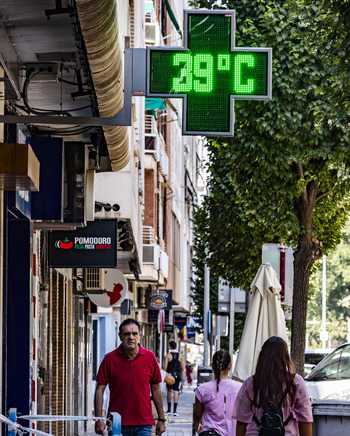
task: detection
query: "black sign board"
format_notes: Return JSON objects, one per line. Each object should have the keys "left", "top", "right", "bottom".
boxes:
{"left": 148, "top": 309, "right": 171, "bottom": 324}
{"left": 49, "top": 220, "right": 117, "bottom": 268}
{"left": 146, "top": 289, "right": 173, "bottom": 310}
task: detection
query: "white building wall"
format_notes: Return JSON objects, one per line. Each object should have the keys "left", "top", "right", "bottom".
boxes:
{"left": 94, "top": 0, "right": 145, "bottom": 262}
{"left": 168, "top": 0, "right": 195, "bottom": 312}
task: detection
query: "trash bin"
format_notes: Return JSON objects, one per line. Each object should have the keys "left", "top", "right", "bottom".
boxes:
{"left": 312, "top": 400, "right": 350, "bottom": 435}
{"left": 197, "top": 365, "right": 213, "bottom": 386}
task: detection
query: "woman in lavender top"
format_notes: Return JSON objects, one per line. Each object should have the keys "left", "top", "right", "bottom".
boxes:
{"left": 193, "top": 350, "right": 242, "bottom": 436}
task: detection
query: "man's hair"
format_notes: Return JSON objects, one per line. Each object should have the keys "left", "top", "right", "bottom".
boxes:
{"left": 119, "top": 318, "right": 140, "bottom": 334}
{"left": 169, "top": 340, "right": 177, "bottom": 350}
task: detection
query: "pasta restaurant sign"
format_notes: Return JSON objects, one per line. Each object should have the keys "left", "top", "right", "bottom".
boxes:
{"left": 49, "top": 220, "right": 117, "bottom": 268}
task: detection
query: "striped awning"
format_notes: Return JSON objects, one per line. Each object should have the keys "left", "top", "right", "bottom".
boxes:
{"left": 75, "top": 0, "right": 130, "bottom": 171}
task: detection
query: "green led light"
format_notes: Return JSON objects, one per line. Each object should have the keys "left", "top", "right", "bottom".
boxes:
{"left": 173, "top": 53, "right": 192, "bottom": 92}
{"left": 218, "top": 54, "right": 230, "bottom": 71}
{"left": 148, "top": 11, "right": 271, "bottom": 135}
{"left": 193, "top": 54, "right": 213, "bottom": 93}
{"left": 234, "top": 54, "right": 256, "bottom": 94}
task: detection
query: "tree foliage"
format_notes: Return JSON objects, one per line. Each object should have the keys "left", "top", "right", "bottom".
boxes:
{"left": 307, "top": 221, "right": 350, "bottom": 347}
{"left": 190, "top": 216, "right": 246, "bottom": 350}
{"left": 190, "top": 0, "right": 350, "bottom": 374}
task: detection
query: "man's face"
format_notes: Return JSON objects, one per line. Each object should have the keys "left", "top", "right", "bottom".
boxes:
{"left": 119, "top": 323, "right": 141, "bottom": 353}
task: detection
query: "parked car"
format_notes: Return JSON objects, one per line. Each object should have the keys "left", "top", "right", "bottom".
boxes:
{"left": 305, "top": 342, "right": 350, "bottom": 400}
{"left": 304, "top": 348, "right": 334, "bottom": 376}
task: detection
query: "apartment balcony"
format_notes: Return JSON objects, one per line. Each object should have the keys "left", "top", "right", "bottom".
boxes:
{"left": 145, "top": 115, "right": 169, "bottom": 178}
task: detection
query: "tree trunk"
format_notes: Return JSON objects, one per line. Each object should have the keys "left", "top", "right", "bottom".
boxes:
{"left": 291, "top": 177, "right": 323, "bottom": 375}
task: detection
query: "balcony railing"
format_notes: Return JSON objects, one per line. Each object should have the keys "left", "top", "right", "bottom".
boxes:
{"left": 143, "top": 226, "right": 157, "bottom": 245}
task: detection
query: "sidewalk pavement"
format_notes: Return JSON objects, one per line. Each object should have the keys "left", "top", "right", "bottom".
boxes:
{"left": 163, "top": 384, "right": 195, "bottom": 436}
{"left": 84, "top": 384, "right": 196, "bottom": 436}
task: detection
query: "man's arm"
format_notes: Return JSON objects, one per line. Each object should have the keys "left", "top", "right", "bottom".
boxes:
{"left": 163, "top": 353, "right": 169, "bottom": 371}
{"left": 179, "top": 355, "right": 185, "bottom": 378}
{"left": 94, "top": 383, "right": 107, "bottom": 435}
{"left": 151, "top": 383, "right": 166, "bottom": 435}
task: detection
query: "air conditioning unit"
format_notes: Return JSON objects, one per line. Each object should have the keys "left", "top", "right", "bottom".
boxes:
{"left": 145, "top": 23, "right": 157, "bottom": 44}
{"left": 84, "top": 268, "right": 105, "bottom": 290}
{"left": 143, "top": 244, "right": 160, "bottom": 266}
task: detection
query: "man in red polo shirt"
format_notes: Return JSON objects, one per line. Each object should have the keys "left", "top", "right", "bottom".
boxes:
{"left": 94, "top": 318, "right": 166, "bottom": 436}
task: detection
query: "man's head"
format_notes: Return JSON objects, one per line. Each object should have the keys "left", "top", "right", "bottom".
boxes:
{"left": 169, "top": 340, "right": 177, "bottom": 350}
{"left": 119, "top": 318, "right": 141, "bottom": 355}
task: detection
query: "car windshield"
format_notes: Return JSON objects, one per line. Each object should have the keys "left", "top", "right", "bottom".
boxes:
{"left": 306, "top": 344, "right": 350, "bottom": 381}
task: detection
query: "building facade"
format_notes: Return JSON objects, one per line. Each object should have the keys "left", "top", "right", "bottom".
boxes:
{"left": 0, "top": 1, "right": 202, "bottom": 434}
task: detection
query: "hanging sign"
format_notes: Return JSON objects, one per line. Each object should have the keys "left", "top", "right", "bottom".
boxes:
{"left": 88, "top": 269, "right": 128, "bottom": 308}
{"left": 146, "top": 289, "right": 173, "bottom": 310}
{"left": 49, "top": 220, "right": 117, "bottom": 268}
{"left": 147, "top": 9, "right": 272, "bottom": 136}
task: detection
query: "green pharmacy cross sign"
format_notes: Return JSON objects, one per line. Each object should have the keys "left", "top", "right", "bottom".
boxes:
{"left": 146, "top": 9, "right": 272, "bottom": 136}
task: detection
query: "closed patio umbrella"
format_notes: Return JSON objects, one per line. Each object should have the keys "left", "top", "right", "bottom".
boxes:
{"left": 233, "top": 263, "right": 288, "bottom": 381}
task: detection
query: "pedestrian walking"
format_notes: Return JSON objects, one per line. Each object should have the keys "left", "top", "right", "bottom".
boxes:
{"left": 163, "top": 340, "right": 185, "bottom": 416}
{"left": 94, "top": 318, "right": 167, "bottom": 436}
{"left": 193, "top": 349, "right": 242, "bottom": 436}
{"left": 233, "top": 336, "right": 313, "bottom": 436}
{"left": 186, "top": 361, "right": 194, "bottom": 386}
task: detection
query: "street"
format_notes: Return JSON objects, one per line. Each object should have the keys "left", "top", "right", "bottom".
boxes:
{"left": 84, "top": 385, "right": 196, "bottom": 436}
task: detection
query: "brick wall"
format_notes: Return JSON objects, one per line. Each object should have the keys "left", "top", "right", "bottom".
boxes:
{"left": 144, "top": 169, "right": 157, "bottom": 230}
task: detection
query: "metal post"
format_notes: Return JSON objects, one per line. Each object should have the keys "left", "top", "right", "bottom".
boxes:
{"left": 321, "top": 255, "right": 327, "bottom": 348}
{"left": 203, "top": 263, "right": 210, "bottom": 367}
{"left": 229, "top": 288, "right": 235, "bottom": 376}
{"left": 110, "top": 412, "right": 121, "bottom": 436}
{"left": 216, "top": 315, "right": 221, "bottom": 352}
{"left": 8, "top": 408, "right": 17, "bottom": 436}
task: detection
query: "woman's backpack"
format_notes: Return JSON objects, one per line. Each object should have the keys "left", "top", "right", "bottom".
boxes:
{"left": 253, "top": 388, "right": 292, "bottom": 436}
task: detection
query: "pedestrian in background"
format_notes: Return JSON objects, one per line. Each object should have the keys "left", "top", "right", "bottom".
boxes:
{"left": 193, "top": 349, "right": 242, "bottom": 436}
{"left": 186, "top": 361, "right": 194, "bottom": 386}
{"left": 163, "top": 340, "right": 185, "bottom": 416}
{"left": 94, "top": 318, "right": 167, "bottom": 436}
{"left": 233, "top": 336, "right": 313, "bottom": 436}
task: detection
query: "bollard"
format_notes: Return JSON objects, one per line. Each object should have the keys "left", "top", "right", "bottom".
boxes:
{"left": 110, "top": 412, "right": 121, "bottom": 436}
{"left": 8, "top": 408, "right": 17, "bottom": 436}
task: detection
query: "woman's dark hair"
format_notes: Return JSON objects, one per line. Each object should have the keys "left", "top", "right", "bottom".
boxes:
{"left": 212, "top": 349, "right": 231, "bottom": 392}
{"left": 252, "top": 336, "right": 296, "bottom": 408}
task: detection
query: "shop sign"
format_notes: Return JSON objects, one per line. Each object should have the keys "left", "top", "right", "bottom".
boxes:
{"left": 49, "top": 220, "right": 117, "bottom": 267}
{"left": 88, "top": 268, "right": 128, "bottom": 308}
{"left": 146, "top": 289, "right": 172, "bottom": 310}
{"left": 148, "top": 309, "right": 170, "bottom": 324}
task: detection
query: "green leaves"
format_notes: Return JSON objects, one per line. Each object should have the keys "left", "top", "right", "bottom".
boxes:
{"left": 191, "top": 0, "right": 350, "bottom": 355}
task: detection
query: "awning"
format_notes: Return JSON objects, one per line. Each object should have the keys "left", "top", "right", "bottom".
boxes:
{"left": 145, "top": 0, "right": 154, "bottom": 14}
{"left": 75, "top": 0, "right": 130, "bottom": 171}
{"left": 145, "top": 98, "right": 166, "bottom": 119}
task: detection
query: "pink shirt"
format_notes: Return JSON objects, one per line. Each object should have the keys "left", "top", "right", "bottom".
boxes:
{"left": 195, "top": 378, "right": 242, "bottom": 436}
{"left": 232, "top": 374, "right": 313, "bottom": 435}
{"left": 96, "top": 344, "right": 161, "bottom": 425}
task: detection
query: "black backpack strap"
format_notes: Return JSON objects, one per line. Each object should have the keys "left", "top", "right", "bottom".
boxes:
{"left": 283, "top": 412, "right": 293, "bottom": 427}
{"left": 279, "top": 387, "right": 293, "bottom": 428}
{"left": 253, "top": 414, "right": 260, "bottom": 427}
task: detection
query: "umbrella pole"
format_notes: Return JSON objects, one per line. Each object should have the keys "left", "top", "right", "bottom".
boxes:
{"left": 203, "top": 263, "right": 210, "bottom": 366}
